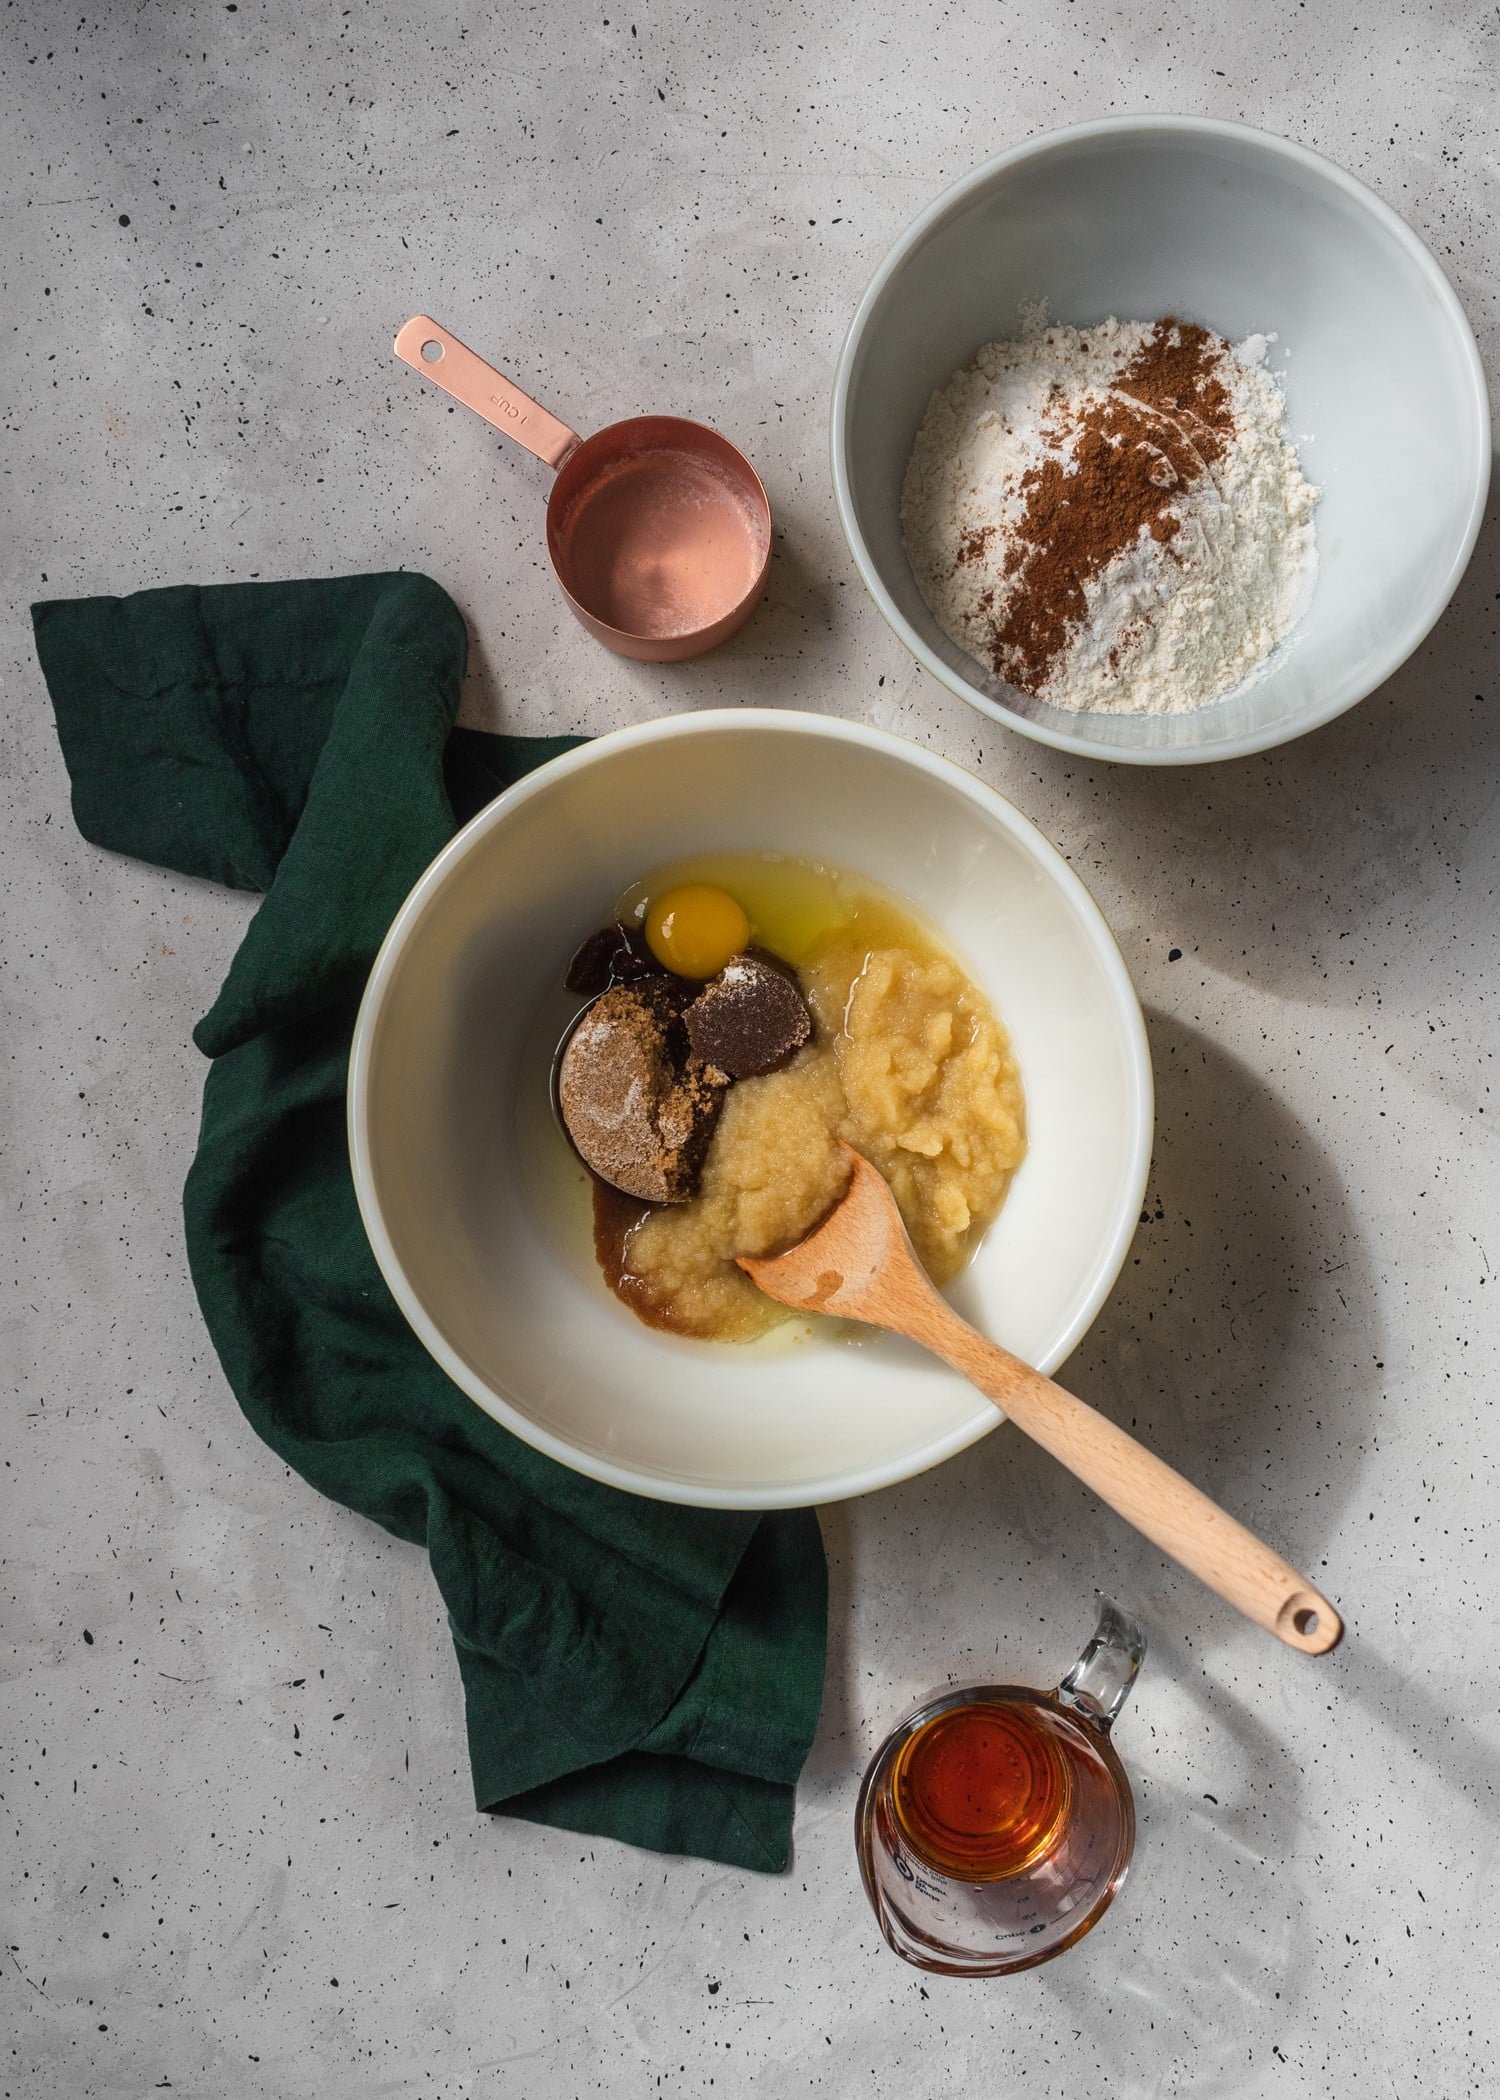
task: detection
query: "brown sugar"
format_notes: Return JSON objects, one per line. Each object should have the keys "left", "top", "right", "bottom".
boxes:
{"left": 557, "top": 980, "right": 725, "bottom": 1203}
{"left": 683, "top": 950, "right": 812, "bottom": 1079}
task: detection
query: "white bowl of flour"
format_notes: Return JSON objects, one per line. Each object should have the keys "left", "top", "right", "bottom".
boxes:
{"left": 832, "top": 118, "right": 1490, "bottom": 764}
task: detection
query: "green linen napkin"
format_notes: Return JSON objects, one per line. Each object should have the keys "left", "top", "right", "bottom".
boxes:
{"left": 33, "top": 570, "right": 827, "bottom": 1873}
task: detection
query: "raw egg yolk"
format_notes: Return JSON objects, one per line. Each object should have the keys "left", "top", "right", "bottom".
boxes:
{"left": 645, "top": 885, "right": 751, "bottom": 979}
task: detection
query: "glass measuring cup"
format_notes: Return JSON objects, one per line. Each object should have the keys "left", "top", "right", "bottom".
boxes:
{"left": 855, "top": 1598, "right": 1146, "bottom": 1976}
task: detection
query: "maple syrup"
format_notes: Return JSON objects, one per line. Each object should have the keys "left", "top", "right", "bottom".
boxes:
{"left": 858, "top": 1604, "right": 1144, "bottom": 1974}
{"left": 890, "top": 1696, "right": 1082, "bottom": 1883}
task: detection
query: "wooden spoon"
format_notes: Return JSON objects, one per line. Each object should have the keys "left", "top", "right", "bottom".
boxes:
{"left": 739, "top": 1144, "right": 1343, "bottom": 1656}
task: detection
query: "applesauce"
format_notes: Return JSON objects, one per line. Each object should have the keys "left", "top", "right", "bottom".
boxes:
{"left": 594, "top": 855, "right": 1026, "bottom": 1342}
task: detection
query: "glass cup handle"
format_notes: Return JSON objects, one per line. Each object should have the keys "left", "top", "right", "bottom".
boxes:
{"left": 1055, "top": 1596, "right": 1147, "bottom": 1732}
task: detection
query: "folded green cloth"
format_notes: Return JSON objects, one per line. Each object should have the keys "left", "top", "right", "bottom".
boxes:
{"left": 34, "top": 571, "right": 827, "bottom": 1872}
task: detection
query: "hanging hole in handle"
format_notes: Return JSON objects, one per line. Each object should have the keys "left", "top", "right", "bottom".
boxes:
{"left": 1276, "top": 1589, "right": 1342, "bottom": 1653}
{"left": 420, "top": 339, "right": 444, "bottom": 363}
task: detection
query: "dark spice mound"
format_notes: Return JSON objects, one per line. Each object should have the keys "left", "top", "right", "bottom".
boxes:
{"left": 564, "top": 920, "right": 658, "bottom": 996}
{"left": 683, "top": 950, "right": 812, "bottom": 1080}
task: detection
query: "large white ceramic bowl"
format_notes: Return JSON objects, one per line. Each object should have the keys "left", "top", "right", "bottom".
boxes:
{"left": 349, "top": 712, "right": 1152, "bottom": 1507}
{"left": 832, "top": 117, "right": 1490, "bottom": 765}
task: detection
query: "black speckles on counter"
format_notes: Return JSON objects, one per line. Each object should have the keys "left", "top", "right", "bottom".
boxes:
{"left": 3, "top": 3, "right": 1499, "bottom": 2096}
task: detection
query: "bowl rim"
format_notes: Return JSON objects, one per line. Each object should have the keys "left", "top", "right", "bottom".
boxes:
{"left": 829, "top": 113, "right": 1493, "bottom": 767}
{"left": 347, "top": 708, "right": 1154, "bottom": 1508}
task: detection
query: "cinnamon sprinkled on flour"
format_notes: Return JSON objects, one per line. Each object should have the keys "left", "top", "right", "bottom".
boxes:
{"left": 988, "top": 320, "right": 1234, "bottom": 689}
{"left": 901, "top": 311, "right": 1319, "bottom": 716}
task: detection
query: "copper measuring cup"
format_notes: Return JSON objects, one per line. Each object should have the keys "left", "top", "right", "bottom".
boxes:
{"left": 394, "top": 316, "right": 771, "bottom": 661}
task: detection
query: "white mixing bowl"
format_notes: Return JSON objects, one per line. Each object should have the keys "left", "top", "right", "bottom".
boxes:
{"left": 832, "top": 117, "right": 1490, "bottom": 764}
{"left": 348, "top": 712, "right": 1152, "bottom": 1508}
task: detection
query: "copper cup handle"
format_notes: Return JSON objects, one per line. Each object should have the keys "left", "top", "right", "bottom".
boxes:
{"left": 393, "top": 315, "right": 581, "bottom": 471}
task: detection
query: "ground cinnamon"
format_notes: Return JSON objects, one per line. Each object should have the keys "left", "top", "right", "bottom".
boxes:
{"left": 967, "top": 320, "right": 1237, "bottom": 693}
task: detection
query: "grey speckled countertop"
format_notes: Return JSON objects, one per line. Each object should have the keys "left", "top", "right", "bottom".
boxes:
{"left": 3, "top": 4, "right": 1498, "bottom": 2096}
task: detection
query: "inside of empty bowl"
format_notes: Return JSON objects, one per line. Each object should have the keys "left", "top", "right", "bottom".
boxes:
{"left": 356, "top": 723, "right": 1149, "bottom": 1505}
{"left": 840, "top": 126, "right": 1486, "bottom": 755}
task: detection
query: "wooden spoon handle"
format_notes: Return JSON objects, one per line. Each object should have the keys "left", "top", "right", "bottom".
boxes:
{"left": 920, "top": 1309, "right": 1342, "bottom": 1655}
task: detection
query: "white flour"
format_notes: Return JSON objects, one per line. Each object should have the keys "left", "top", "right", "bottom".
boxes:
{"left": 901, "top": 312, "right": 1319, "bottom": 715}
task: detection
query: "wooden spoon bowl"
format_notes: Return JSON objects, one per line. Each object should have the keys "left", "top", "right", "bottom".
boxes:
{"left": 740, "top": 1144, "right": 1342, "bottom": 1655}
